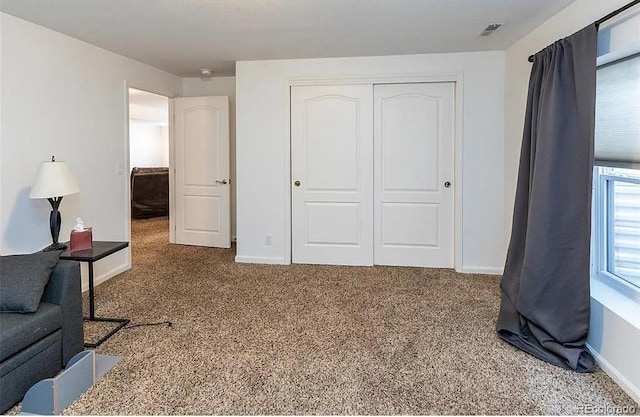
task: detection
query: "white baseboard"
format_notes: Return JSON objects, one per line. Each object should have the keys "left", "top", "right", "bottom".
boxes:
{"left": 81, "top": 263, "right": 131, "bottom": 293}
{"left": 233, "top": 258, "right": 504, "bottom": 272}
{"left": 587, "top": 343, "right": 640, "bottom": 405}
{"left": 234, "top": 255, "right": 288, "bottom": 265}
{"left": 459, "top": 266, "right": 503, "bottom": 275}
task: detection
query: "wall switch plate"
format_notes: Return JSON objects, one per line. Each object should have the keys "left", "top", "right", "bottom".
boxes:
{"left": 265, "top": 234, "right": 272, "bottom": 245}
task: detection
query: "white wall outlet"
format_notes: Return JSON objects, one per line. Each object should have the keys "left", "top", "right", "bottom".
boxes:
{"left": 116, "top": 162, "right": 124, "bottom": 176}
{"left": 265, "top": 234, "right": 272, "bottom": 245}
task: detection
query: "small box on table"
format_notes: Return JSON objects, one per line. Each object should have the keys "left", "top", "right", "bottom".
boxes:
{"left": 70, "top": 228, "right": 93, "bottom": 252}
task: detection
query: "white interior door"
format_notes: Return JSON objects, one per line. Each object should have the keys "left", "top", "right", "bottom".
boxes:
{"left": 374, "top": 83, "right": 455, "bottom": 267}
{"left": 291, "top": 85, "right": 374, "bottom": 265}
{"left": 173, "top": 96, "right": 230, "bottom": 247}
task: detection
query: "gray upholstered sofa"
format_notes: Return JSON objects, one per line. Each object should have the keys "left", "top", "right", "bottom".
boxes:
{"left": 0, "top": 259, "right": 84, "bottom": 413}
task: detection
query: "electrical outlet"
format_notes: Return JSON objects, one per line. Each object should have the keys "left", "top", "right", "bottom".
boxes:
{"left": 265, "top": 234, "right": 272, "bottom": 245}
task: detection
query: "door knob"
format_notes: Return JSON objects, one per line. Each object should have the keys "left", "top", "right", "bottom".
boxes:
{"left": 444, "top": 181, "right": 452, "bottom": 188}
{"left": 294, "top": 180, "right": 301, "bottom": 187}
{"left": 216, "top": 179, "right": 228, "bottom": 185}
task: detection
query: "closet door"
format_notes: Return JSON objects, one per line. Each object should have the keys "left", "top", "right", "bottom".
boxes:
{"left": 374, "top": 83, "right": 455, "bottom": 267}
{"left": 291, "top": 85, "right": 374, "bottom": 265}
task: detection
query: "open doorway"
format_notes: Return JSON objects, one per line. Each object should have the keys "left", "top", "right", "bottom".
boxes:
{"left": 128, "top": 88, "right": 170, "bottom": 248}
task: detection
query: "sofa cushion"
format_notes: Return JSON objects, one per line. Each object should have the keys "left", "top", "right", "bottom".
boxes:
{"left": 0, "top": 330, "right": 61, "bottom": 413}
{"left": 0, "top": 251, "right": 61, "bottom": 313}
{"left": 0, "top": 302, "right": 62, "bottom": 362}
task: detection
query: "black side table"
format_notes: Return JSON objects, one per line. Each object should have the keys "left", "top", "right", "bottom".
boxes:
{"left": 59, "top": 241, "right": 130, "bottom": 348}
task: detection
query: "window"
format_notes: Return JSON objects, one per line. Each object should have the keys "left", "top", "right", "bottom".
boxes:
{"left": 592, "top": 13, "right": 640, "bottom": 296}
{"left": 592, "top": 167, "right": 640, "bottom": 293}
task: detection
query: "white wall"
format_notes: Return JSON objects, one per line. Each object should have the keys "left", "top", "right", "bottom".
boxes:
{"left": 235, "top": 52, "right": 506, "bottom": 272}
{"left": 0, "top": 13, "right": 182, "bottom": 290}
{"left": 129, "top": 122, "right": 169, "bottom": 172}
{"left": 182, "top": 76, "right": 237, "bottom": 240}
{"left": 504, "top": 0, "right": 640, "bottom": 403}
{"left": 589, "top": 280, "right": 640, "bottom": 404}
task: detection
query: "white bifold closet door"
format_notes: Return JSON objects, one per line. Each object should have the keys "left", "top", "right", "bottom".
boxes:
{"left": 291, "top": 83, "right": 454, "bottom": 267}
{"left": 291, "top": 85, "right": 374, "bottom": 265}
{"left": 374, "top": 83, "right": 455, "bottom": 267}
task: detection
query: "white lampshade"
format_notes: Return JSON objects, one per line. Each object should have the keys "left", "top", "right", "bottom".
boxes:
{"left": 29, "top": 159, "right": 80, "bottom": 199}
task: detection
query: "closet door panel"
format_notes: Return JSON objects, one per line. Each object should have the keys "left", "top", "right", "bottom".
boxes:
{"left": 374, "top": 83, "right": 455, "bottom": 267}
{"left": 291, "top": 85, "right": 374, "bottom": 265}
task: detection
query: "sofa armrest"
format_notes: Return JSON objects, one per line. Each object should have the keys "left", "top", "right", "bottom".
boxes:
{"left": 42, "top": 260, "right": 84, "bottom": 366}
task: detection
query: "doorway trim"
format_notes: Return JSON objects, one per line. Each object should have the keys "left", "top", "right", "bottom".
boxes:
{"left": 283, "top": 72, "right": 465, "bottom": 271}
{"left": 123, "top": 81, "right": 175, "bottom": 250}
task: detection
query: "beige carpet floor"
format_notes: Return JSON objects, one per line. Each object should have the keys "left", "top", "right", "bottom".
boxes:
{"left": 16, "top": 217, "right": 639, "bottom": 415}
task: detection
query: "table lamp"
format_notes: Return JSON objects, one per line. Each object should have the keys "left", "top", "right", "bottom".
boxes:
{"left": 29, "top": 156, "right": 80, "bottom": 251}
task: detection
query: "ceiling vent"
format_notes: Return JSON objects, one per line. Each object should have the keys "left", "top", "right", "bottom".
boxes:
{"left": 479, "top": 23, "right": 503, "bottom": 37}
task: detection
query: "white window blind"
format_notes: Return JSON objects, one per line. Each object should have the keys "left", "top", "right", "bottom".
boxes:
{"left": 610, "top": 178, "right": 640, "bottom": 286}
{"left": 595, "top": 54, "right": 640, "bottom": 168}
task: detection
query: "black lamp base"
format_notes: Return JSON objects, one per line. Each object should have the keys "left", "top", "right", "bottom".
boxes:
{"left": 43, "top": 242, "right": 67, "bottom": 252}
{"left": 44, "top": 197, "right": 67, "bottom": 252}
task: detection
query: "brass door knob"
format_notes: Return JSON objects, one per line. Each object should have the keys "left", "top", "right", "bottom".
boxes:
{"left": 216, "top": 179, "right": 229, "bottom": 185}
{"left": 294, "top": 180, "right": 301, "bottom": 187}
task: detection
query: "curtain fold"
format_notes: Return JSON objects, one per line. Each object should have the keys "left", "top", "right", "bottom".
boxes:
{"left": 497, "top": 24, "right": 598, "bottom": 372}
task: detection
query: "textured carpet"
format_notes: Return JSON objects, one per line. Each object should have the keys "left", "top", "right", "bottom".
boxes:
{"left": 15, "top": 217, "right": 638, "bottom": 415}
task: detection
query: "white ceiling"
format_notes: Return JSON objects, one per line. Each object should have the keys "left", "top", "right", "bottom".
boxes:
{"left": 0, "top": 0, "right": 576, "bottom": 77}
{"left": 129, "top": 88, "right": 169, "bottom": 125}
{"left": 129, "top": 88, "right": 168, "bottom": 111}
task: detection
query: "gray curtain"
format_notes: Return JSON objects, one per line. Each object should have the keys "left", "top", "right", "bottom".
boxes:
{"left": 497, "top": 24, "right": 598, "bottom": 372}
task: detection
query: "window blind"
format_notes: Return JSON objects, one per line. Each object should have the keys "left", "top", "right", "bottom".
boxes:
{"left": 595, "top": 54, "right": 640, "bottom": 168}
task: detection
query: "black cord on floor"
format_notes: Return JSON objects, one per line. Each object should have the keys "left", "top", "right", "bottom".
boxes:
{"left": 123, "top": 321, "right": 172, "bottom": 330}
